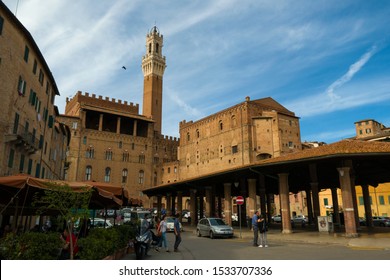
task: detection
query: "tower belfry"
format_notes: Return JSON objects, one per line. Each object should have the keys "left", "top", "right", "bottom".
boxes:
{"left": 142, "top": 26, "right": 166, "bottom": 135}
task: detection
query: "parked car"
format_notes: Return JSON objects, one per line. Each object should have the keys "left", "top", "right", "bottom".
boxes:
{"left": 291, "top": 215, "right": 308, "bottom": 227}
{"left": 272, "top": 214, "right": 282, "bottom": 223}
{"left": 90, "top": 218, "right": 113, "bottom": 228}
{"left": 165, "top": 217, "right": 183, "bottom": 232}
{"left": 196, "top": 217, "right": 234, "bottom": 239}
{"left": 372, "top": 216, "right": 390, "bottom": 227}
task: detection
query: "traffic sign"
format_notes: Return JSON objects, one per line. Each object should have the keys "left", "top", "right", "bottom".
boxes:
{"left": 236, "top": 196, "right": 244, "bottom": 205}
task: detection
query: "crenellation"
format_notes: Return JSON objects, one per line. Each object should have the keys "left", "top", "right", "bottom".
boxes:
{"left": 99, "top": 95, "right": 103, "bottom": 99}
{"left": 92, "top": 94, "right": 96, "bottom": 98}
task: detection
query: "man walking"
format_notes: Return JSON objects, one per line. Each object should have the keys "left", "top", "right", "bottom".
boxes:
{"left": 252, "top": 210, "right": 260, "bottom": 246}
{"left": 173, "top": 213, "right": 182, "bottom": 252}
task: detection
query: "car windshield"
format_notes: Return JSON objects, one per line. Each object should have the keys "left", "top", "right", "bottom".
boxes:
{"left": 209, "top": 219, "right": 226, "bottom": 226}
{"left": 166, "top": 217, "right": 174, "bottom": 223}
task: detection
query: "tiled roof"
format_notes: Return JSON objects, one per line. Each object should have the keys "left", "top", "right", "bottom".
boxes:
{"left": 260, "top": 139, "right": 390, "bottom": 165}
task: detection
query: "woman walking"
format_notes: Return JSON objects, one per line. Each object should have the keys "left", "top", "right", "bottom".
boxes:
{"left": 155, "top": 215, "right": 169, "bottom": 252}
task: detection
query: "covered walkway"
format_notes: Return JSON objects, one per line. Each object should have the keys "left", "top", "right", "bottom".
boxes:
{"left": 143, "top": 140, "right": 390, "bottom": 238}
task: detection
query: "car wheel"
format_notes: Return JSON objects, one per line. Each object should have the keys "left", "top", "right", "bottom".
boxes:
{"left": 210, "top": 231, "right": 214, "bottom": 239}
{"left": 197, "top": 229, "right": 201, "bottom": 237}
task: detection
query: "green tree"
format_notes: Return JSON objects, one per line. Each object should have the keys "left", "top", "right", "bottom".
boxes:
{"left": 33, "top": 183, "right": 92, "bottom": 259}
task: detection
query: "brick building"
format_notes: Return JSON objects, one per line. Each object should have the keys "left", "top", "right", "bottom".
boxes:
{"left": 0, "top": 2, "right": 69, "bottom": 180}
{"left": 60, "top": 27, "right": 179, "bottom": 207}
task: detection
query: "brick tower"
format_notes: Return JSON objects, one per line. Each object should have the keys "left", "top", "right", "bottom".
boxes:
{"left": 142, "top": 26, "right": 166, "bottom": 135}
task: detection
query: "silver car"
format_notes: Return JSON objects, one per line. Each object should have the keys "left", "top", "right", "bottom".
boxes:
{"left": 196, "top": 218, "right": 234, "bottom": 239}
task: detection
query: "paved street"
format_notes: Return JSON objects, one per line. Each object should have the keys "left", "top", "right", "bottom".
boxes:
{"left": 123, "top": 226, "right": 390, "bottom": 260}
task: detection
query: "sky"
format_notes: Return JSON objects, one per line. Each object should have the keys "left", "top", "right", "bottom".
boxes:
{"left": 3, "top": 0, "right": 390, "bottom": 143}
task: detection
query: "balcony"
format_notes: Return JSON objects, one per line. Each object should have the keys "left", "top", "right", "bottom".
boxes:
{"left": 5, "top": 123, "right": 40, "bottom": 154}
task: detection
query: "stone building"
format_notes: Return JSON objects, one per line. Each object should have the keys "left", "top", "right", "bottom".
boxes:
{"left": 60, "top": 27, "right": 179, "bottom": 206}
{"left": 174, "top": 96, "right": 301, "bottom": 182}
{"left": 0, "top": 2, "right": 69, "bottom": 180}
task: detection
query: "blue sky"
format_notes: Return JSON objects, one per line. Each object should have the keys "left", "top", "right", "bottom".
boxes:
{"left": 4, "top": 0, "right": 390, "bottom": 143}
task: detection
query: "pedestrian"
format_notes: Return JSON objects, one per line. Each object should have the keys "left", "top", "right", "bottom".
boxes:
{"left": 252, "top": 210, "right": 260, "bottom": 246}
{"left": 155, "top": 215, "right": 169, "bottom": 252}
{"left": 173, "top": 213, "right": 182, "bottom": 252}
{"left": 258, "top": 214, "right": 268, "bottom": 248}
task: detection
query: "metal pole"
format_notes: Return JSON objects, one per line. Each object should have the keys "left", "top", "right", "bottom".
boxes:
{"left": 239, "top": 204, "right": 242, "bottom": 238}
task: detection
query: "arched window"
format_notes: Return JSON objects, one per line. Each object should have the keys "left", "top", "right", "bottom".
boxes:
{"left": 156, "top": 43, "right": 159, "bottom": 54}
{"left": 86, "top": 146, "right": 94, "bottom": 158}
{"left": 149, "top": 43, "right": 152, "bottom": 53}
{"left": 83, "top": 136, "right": 87, "bottom": 144}
{"left": 105, "top": 149, "right": 113, "bottom": 160}
{"left": 196, "top": 129, "right": 200, "bottom": 138}
{"left": 122, "top": 169, "right": 128, "bottom": 184}
{"left": 231, "top": 115, "right": 237, "bottom": 128}
{"left": 187, "top": 132, "right": 190, "bottom": 141}
{"left": 153, "top": 172, "right": 157, "bottom": 186}
{"left": 104, "top": 167, "right": 111, "bottom": 182}
{"left": 138, "top": 170, "right": 144, "bottom": 184}
{"left": 219, "top": 120, "right": 223, "bottom": 131}
{"left": 85, "top": 166, "right": 92, "bottom": 181}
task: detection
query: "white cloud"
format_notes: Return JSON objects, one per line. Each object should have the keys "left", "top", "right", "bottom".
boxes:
{"left": 326, "top": 45, "right": 378, "bottom": 101}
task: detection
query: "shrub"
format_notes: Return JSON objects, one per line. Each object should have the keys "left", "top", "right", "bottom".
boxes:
{"left": 0, "top": 232, "right": 62, "bottom": 260}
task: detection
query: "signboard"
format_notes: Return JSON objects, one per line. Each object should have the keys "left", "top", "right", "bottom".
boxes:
{"left": 236, "top": 196, "right": 244, "bottom": 205}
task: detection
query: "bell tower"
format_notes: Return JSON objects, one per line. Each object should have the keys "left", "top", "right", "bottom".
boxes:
{"left": 142, "top": 26, "right": 166, "bottom": 135}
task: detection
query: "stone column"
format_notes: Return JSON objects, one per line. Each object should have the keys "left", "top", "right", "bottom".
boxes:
{"left": 116, "top": 117, "right": 121, "bottom": 134}
{"left": 217, "top": 196, "right": 222, "bottom": 218}
{"left": 247, "top": 178, "right": 257, "bottom": 219}
{"left": 133, "top": 120, "right": 138, "bottom": 136}
{"left": 171, "top": 194, "right": 176, "bottom": 216}
{"left": 331, "top": 187, "right": 341, "bottom": 226}
{"left": 337, "top": 167, "right": 358, "bottom": 237}
{"left": 224, "top": 183, "right": 232, "bottom": 226}
{"left": 166, "top": 193, "right": 172, "bottom": 216}
{"left": 205, "top": 187, "right": 212, "bottom": 217}
{"left": 190, "top": 189, "right": 197, "bottom": 226}
{"left": 177, "top": 191, "right": 183, "bottom": 217}
{"left": 259, "top": 174, "right": 267, "bottom": 217}
{"left": 310, "top": 182, "right": 320, "bottom": 228}
{"left": 305, "top": 187, "right": 314, "bottom": 225}
{"left": 99, "top": 114, "right": 103, "bottom": 131}
{"left": 309, "top": 164, "right": 321, "bottom": 228}
{"left": 156, "top": 195, "right": 162, "bottom": 218}
{"left": 266, "top": 193, "right": 273, "bottom": 223}
{"left": 279, "top": 173, "right": 292, "bottom": 234}
{"left": 362, "top": 185, "right": 373, "bottom": 228}
{"left": 350, "top": 174, "right": 360, "bottom": 230}
{"left": 199, "top": 194, "right": 204, "bottom": 221}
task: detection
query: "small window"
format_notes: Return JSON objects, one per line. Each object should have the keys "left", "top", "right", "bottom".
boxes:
{"left": 24, "top": 45, "right": 29, "bottom": 62}
{"left": 122, "top": 151, "right": 129, "bottom": 162}
{"left": 38, "top": 69, "right": 44, "bottom": 85}
{"left": 104, "top": 167, "right": 111, "bottom": 182}
{"left": 33, "top": 59, "right": 38, "bottom": 74}
{"left": 85, "top": 166, "right": 92, "bottom": 180}
{"left": 156, "top": 43, "right": 159, "bottom": 54}
{"left": 232, "top": 145, "right": 238, "bottom": 154}
{"left": 18, "top": 76, "right": 26, "bottom": 96}
{"left": 86, "top": 146, "right": 95, "bottom": 158}
{"left": 105, "top": 149, "right": 113, "bottom": 160}
{"left": 139, "top": 154, "right": 145, "bottom": 163}
{"left": 138, "top": 170, "right": 144, "bottom": 184}
{"left": 187, "top": 132, "right": 190, "bottom": 141}
{"left": 72, "top": 122, "right": 78, "bottom": 129}
{"left": 379, "top": 196, "right": 385, "bottom": 205}
{"left": 219, "top": 120, "right": 223, "bottom": 131}
{"left": 83, "top": 136, "right": 87, "bottom": 144}
{"left": 122, "top": 169, "right": 128, "bottom": 184}
{"left": 8, "top": 149, "right": 15, "bottom": 168}
{"left": 324, "top": 198, "right": 328, "bottom": 206}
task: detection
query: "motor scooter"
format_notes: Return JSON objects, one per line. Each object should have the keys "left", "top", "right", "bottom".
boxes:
{"left": 134, "top": 224, "right": 152, "bottom": 260}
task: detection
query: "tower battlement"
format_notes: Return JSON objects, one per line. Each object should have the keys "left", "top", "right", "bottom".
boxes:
{"left": 65, "top": 91, "right": 139, "bottom": 115}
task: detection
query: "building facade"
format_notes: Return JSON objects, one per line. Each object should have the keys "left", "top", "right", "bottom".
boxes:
{"left": 60, "top": 27, "right": 178, "bottom": 207}
{"left": 0, "top": 2, "right": 69, "bottom": 180}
